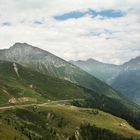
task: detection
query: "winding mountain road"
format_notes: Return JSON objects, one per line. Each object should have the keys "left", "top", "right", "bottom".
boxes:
{"left": 0, "top": 99, "right": 83, "bottom": 110}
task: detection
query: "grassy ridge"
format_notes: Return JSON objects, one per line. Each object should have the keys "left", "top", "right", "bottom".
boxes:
{"left": 0, "top": 104, "right": 140, "bottom": 140}
{"left": 71, "top": 97, "right": 140, "bottom": 130}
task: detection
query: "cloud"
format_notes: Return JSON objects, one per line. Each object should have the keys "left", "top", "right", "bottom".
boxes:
{"left": 0, "top": 0, "right": 140, "bottom": 64}
{"left": 1, "top": 22, "right": 11, "bottom": 26}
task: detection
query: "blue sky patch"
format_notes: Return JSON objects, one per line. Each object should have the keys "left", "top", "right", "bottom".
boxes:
{"left": 54, "top": 11, "right": 85, "bottom": 20}
{"left": 98, "top": 9, "right": 124, "bottom": 18}
{"left": 54, "top": 9, "right": 125, "bottom": 20}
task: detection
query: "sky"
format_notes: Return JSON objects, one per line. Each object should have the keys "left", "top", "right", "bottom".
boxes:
{"left": 0, "top": 0, "right": 140, "bottom": 64}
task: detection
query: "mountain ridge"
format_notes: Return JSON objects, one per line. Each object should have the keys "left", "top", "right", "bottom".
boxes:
{"left": 71, "top": 55, "right": 140, "bottom": 66}
{"left": 0, "top": 42, "right": 121, "bottom": 99}
{"left": 71, "top": 56, "right": 140, "bottom": 105}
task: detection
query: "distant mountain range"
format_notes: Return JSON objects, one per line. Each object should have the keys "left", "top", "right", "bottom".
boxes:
{"left": 70, "top": 59, "right": 121, "bottom": 84}
{"left": 71, "top": 56, "right": 140, "bottom": 105}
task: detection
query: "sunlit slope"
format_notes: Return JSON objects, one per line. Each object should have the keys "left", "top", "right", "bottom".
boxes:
{"left": 0, "top": 60, "right": 93, "bottom": 105}
{"left": 0, "top": 104, "right": 140, "bottom": 140}
{"left": 0, "top": 123, "right": 28, "bottom": 140}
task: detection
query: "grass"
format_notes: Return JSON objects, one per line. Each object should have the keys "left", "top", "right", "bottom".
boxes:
{"left": 1, "top": 103, "right": 140, "bottom": 140}
{"left": 0, "top": 123, "right": 28, "bottom": 140}
{"left": 38, "top": 103, "right": 140, "bottom": 138}
{"left": 0, "top": 61, "right": 93, "bottom": 106}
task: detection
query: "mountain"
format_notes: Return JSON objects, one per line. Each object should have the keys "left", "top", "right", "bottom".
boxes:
{"left": 71, "top": 56, "right": 140, "bottom": 105}
{"left": 0, "top": 43, "right": 121, "bottom": 99}
{"left": 112, "top": 68, "right": 140, "bottom": 105}
{"left": 0, "top": 60, "right": 94, "bottom": 106}
{"left": 122, "top": 55, "right": 140, "bottom": 70}
{"left": 0, "top": 60, "right": 140, "bottom": 138}
{"left": 1, "top": 49, "right": 140, "bottom": 139}
{"left": 70, "top": 59, "right": 121, "bottom": 84}
{"left": 0, "top": 53, "right": 140, "bottom": 129}
{"left": 112, "top": 56, "right": 140, "bottom": 105}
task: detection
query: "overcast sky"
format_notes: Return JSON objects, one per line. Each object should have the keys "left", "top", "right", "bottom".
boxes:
{"left": 0, "top": 0, "right": 140, "bottom": 64}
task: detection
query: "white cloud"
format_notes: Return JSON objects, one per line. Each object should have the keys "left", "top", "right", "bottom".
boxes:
{"left": 0, "top": 0, "right": 140, "bottom": 64}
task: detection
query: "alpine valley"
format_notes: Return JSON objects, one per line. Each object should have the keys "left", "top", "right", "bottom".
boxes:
{"left": 71, "top": 56, "right": 140, "bottom": 106}
{"left": 0, "top": 43, "right": 140, "bottom": 140}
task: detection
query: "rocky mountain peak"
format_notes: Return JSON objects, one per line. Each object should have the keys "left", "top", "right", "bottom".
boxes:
{"left": 11, "top": 42, "right": 31, "bottom": 48}
{"left": 8, "top": 42, "right": 53, "bottom": 57}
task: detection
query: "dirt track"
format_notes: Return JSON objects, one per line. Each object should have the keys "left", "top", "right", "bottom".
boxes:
{"left": 0, "top": 99, "right": 83, "bottom": 110}
{"left": 0, "top": 106, "right": 14, "bottom": 110}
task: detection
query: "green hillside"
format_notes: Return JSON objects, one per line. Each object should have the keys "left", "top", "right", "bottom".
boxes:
{"left": 0, "top": 103, "right": 140, "bottom": 140}
{"left": 0, "top": 60, "right": 93, "bottom": 106}
{"left": 1, "top": 60, "right": 140, "bottom": 131}
{"left": 1, "top": 60, "right": 140, "bottom": 140}
{"left": 0, "top": 123, "right": 28, "bottom": 140}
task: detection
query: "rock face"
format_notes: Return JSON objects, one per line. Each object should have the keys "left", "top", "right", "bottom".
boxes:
{"left": 0, "top": 43, "right": 68, "bottom": 77}
{"left": 71, "top": 56, "right": 140, "bottom": 105}
{"left": 0, "top": 43, "right": 77, "bottom": 79}
{"left": 0, "top": 43, "right": 120, "bottom": 98}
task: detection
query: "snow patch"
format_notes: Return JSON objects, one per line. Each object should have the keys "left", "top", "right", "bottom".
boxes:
{"left": 13, "top": 63, "right": 20, "bottom": 77}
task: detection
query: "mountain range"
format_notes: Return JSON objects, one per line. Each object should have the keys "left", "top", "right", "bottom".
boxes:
{"left": 71, "top": 56, "right": 140, "bottom": 105}
{"left": 0, "top": 43, "right": 121, "bottom": 99}
{"left": 0, "top": 43, "right": 140, "bottom": 140}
